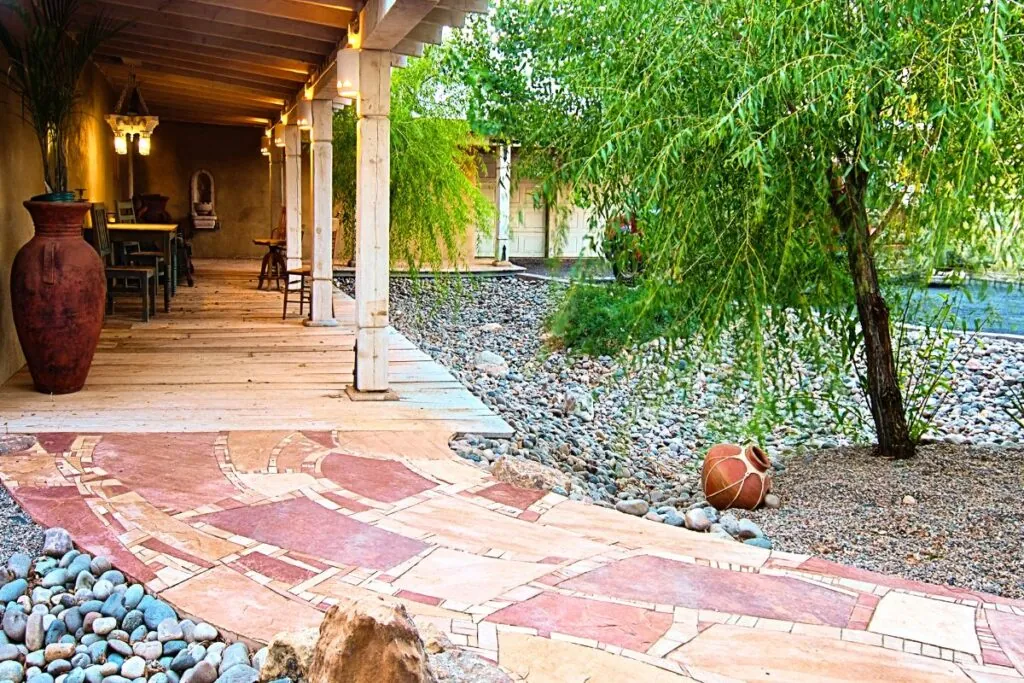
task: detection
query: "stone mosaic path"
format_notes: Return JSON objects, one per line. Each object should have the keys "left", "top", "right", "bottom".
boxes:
{"left": 2, "top": 431, "right": 1024, "bottom": 682}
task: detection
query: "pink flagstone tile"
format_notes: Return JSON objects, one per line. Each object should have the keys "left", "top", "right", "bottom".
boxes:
{"left": 302, "top": 431, "right": 337, "bottom": 450}
{"left": 476, "top": 483, "right": 547, "bottom": 510}
{"left": 196, "top": 497, "right": 427, "bottom": 571}
{"left": 14, "top": 486, "right": 156, "bottom": 582}
{"left": 489, "top": 591, "right": 672, "bottom": 652}
{"left": 320, "top": 453, "right": 437, "bottom": 503}
{"left": 35, "top": 433, "right": 78, "bottom": 454}
{"left": 91, "top": 433, "right": 236, "bottom": 513}
{"left": 562, "top": 555, "right": 857, "bottom": 628}
{"left": 234, "top": 552, "right": 318, "bottom": 584}
{"left": 987, "top": 609, "right": 1024, "bottom": 674}
{"left": 321, "top": 491, "right": 372, "bottom": 513}
{"left": 141, "top": 538, "right": 214, "bottom": 570}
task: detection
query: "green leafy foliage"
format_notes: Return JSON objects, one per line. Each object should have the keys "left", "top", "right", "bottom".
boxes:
{"left": 449, "top": 0, "right": 1024, "bottom": 452}
{"left": 333, "top": 49, "right": 493, "bottom": 271}
{"left": 0, "top": 0, "right": 124, "bottom": 194}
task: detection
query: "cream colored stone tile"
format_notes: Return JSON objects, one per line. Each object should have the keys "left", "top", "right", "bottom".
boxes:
{"left": 869, "top": 593, "right": 981, "bottom": 655}
{"left": 537, "top": 501, "right": 769, "bottom": 568}
{"left": 390, "top": 496, "right": 610, "bottom": 560}
{"left": 226, "top": 431, "right": 290, "bottom": 473}
{"left": 236, "top": 472, "right": 319, "bottom": 498}
{"left": 107, "top": 493, "right": 241, "bottom": 563}
{"left": 393, "top": 548, "right": 552, "bottom": 605}
{"left": 409, "top": 459, "right": 490, "bottom": 486}
{"left": 498, "top": 632, "right": 693, "bottom": 682}
{"left": 675, "top": 624, "right": 969, "bottom": 682}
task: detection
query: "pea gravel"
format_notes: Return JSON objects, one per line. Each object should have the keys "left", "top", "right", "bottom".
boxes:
{"left": 748, "top": 443, "right": 1024, "bottom": 600}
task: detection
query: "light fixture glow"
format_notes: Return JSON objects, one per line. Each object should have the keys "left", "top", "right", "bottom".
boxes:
{"left": 137, "top": 133, "right": 151, "bottom": 156}
{"left": 295, "top": 100, "right": 313, "bottom": 130}
{"left": 336, "top": 49, "right": 359, "bottom": 98}
{"left": 114, "top": 134, "right": 128, "bottom": 156}
{"left": 260, "top": 135, "right": 271, "bottom": 157}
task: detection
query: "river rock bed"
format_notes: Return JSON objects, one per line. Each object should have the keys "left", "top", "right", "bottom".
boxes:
{"left": 0, "top": 529, "right": 272, "bottom": 683}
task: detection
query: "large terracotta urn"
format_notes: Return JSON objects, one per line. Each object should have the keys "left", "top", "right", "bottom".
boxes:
{"left": 11, "top": 201, "right": 106, "bottom": 394}
{"left": 701, "top": 443, "right": 772, "bottom": 510}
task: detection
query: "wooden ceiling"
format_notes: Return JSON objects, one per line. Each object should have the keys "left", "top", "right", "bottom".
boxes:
{"left": 82, "top": 0, "right": 487, "bottom": 127}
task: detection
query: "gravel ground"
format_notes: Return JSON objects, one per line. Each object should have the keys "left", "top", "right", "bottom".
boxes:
{"left": 0, "top": 435, "right": 45, "bottom": 563}
{"left": 748, "top": 443, "right": 1024, "bottom": 600}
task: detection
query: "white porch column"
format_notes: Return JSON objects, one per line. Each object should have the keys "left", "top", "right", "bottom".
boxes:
{"left": 307, "top": 98, "right": 337, "bottom": 326}
{"left": 269, "top": 145, "right": 284, "bottom": 233}
{"left": 283, "top": 123, "right": 303, "bottom": 273}
{"left": 495, "top": 144, "right": 511, "bottom": 263}
{"left": 354, "top": 50, "right": 392, "bottom": 393}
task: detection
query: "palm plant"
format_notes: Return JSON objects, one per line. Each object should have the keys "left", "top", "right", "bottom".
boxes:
{"left": 0, "top": 0, "right": 123, "bottom": 198}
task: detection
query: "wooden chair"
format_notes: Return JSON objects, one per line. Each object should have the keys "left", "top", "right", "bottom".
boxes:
{"left": 282, "top": 265, "right": 311, "bottom": 320}
{"left": 255, "top": 207, "right": 288, "bottom": 290}
{"left": 90, "top": 204, "right": 157, "bottom": 322}
{"left": 115, "top": 201, "right": 137, "bottom": 223}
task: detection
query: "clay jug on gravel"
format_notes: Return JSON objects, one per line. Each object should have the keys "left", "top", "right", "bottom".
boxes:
{"left": 701, "top": 443, "right": 772, "bottom": 510}
{"left": 11, "top": 201, "right": 106, "bottom": 394}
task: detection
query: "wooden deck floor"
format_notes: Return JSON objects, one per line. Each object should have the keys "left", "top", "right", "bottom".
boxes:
{"left": 0, "top": 260, "right": 512, "bottom": 436}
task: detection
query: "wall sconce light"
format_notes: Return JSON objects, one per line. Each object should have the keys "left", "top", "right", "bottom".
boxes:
{"left": 273, "top": 123, "right": 286, "bottom": 147}
{"left": 260, "top": 135, "right": 271, "bottom": 157}
{"left": 337, "top": 49, "right": 359, "bottom": 98}
{"left": 295, "top": 99, "right": 312, "bottom": 130}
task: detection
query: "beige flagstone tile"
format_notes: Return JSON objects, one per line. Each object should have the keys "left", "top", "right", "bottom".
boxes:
{"left": 236, "top": 472, "right": 319, "bottom": 498}
{"left": 392, "top": 548, "right": 552, "bottom": 605}
{"left": 161, "top": 566, "right": 323, "bottom": 643}
{"left": 387, "top": 496, "right": 610, "bottom": 559}
{"left": 107, "top": 493, "right": 242, "bottom": 563}
{"left": 226, "top": 431, "right": 291, "bottom": 473}
{"left": 335, "top": 430, "right": 456, "bottom": 461}
{"left": 675, "top": 624, "right": 970, "bottom": 682}
{"left": 408, "top": 459, "right": 490, "bottom": 486}
{"left": 498, "top": 632, "right": 693, "bottom": 682}
{"left": 537, "top": 501, "right": 770, "bottom": 568}
{"left": 0, "top": 455, "right": 68, "bottom": 487}
{"left": 314, "top": 577, "right": 466, "bottom": 620}
{"left": 869, "top": 592, "right": 981, "bottom": 655}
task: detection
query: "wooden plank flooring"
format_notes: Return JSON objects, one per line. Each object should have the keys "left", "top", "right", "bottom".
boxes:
{"left": 0, "top": 260, "right": 512, "bottom": 436}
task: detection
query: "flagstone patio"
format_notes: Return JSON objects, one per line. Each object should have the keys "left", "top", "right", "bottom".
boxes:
{"left": 2, "top": 431, "right": 1023, "bottom": 682}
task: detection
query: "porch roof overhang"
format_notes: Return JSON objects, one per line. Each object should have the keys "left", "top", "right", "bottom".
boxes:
{"left": 80, "top": 0, "right": 487, "bottom": 128}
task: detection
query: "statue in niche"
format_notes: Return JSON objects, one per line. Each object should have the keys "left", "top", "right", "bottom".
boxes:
{"left": 190, "top": 169, "right": 218, "bottom": 230}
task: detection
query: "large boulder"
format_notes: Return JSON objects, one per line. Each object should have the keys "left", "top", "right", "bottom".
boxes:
{"left": 490, "top": 456, "right": 571, "bottom": 495}
{"left": 259, "top": 628, "right": 319, "bottom": 682}
{"left": 306, "top": 597, "right": 434, "bottom": 683}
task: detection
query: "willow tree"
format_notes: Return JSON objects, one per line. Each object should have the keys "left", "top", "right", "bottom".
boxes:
{"left": 450, "top": 0, "right": 1024, "bottom": 458}
{"left": 333, "top": 49, "right": 493, "bottom": 271}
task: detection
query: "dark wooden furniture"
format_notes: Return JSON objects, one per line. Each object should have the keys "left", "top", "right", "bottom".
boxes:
{"left": 89, "top": 204, "right": 157, "bottom": 322}
{"left": 255, "top": 238, "right": 288, "bottom": 291}
{"left": 107, "top": 223, "right": 179, "bottom": 300}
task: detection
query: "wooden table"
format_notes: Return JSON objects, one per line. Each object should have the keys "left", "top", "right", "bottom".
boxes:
{"left": 108, "top": 223, "right": 179, "bottom": 298}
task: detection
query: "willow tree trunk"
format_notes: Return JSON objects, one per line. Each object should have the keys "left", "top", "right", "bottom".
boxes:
{"left": 829, "top": 166, "right": 916, "bottom": 459}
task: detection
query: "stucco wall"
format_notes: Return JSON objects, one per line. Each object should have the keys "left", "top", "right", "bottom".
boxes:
{"left": 0, "top": 56, "right": 116, "bottom": 384}
{"left": 133, "top": 122, "right": 270, "bottom": 259}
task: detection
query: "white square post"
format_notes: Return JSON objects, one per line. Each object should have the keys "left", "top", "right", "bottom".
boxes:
{"left": 353, "top": 49, "right": 392, "bottom": 393}
{"left": 495, "top": 144, "right": 511, "bottom": 263}
{"left": 283, "top": 123, "right": 303, "bottom": 274}
{"left": 307, "top": 98, "right": 337, "bottom": 326}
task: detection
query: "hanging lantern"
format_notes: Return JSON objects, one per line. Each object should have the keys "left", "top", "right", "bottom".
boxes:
{"left": 106, "top": 68, "right": 160, "bottom": 154}
{"left": 295, "top": 99, "right": 313, "bottom": 130}
{"left": 336, "top": 49, "right": 359, "bottom": 98}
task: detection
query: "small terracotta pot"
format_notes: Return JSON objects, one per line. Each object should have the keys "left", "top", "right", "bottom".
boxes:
{"left": 11, "top": 201, "right": 106, "bottom": 394}
{"left": 701, "top": 443, "right": 772, "bottom": 510}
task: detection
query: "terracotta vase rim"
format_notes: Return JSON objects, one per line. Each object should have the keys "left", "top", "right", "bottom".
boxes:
{"left": 746, "top": 444, "right": 770, "bottom": 471}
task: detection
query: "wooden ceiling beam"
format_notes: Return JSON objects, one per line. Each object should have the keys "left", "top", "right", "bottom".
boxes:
{"left": 356, "top": 0, "right": 439, "bottom": 51}
{"left": 185, "top": 0, "right": 353, "bottom": 30}
{"left": 93, "top": 0, "right": 345, "bottom": 43}
{"left": 99, "top": 65, "right": 288, "bottom": 105}
{"left": 98, "top": 35, "right": 313, "bottom": 74}
{"left": 75, "top": 18, "right": 324, "bottom": 66}
{"left": 422, "top": 7, "right": 467, "bottom": 29}
{"left": 81, "top": 3, "right": 335, "bottom": 55}
{"left": 99, "top": 41, "right": 309, "bottom": 82}
{"left": 436, "top": 0, "right": 488, "bottom": 11}
{"left": 139, "top": 97, "right": 278, "bottom": 119}
{"left": 405, "top": 21, "right": 444, "bottom": 45}
{"left": 95, "top": 52, "right": 300, "bottom": 92}
{"left": 149, "top": 110, "right": 272, "bottom": 127}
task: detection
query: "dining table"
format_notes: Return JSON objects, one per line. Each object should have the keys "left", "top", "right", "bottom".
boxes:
{"left": 107, "top": 223, "right": 179, "bottom": 298}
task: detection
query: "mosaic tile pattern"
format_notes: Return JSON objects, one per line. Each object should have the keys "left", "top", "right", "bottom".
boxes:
{"left": 3, "top": 431, "right": 1023, "bottom": 682}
